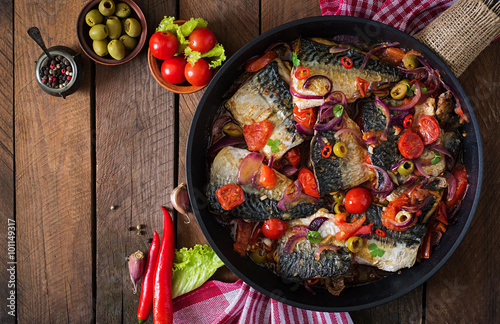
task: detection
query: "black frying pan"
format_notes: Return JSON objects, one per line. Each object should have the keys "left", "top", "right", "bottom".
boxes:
{"left": 186, "top": 16, "right": 483, "bottom": 311}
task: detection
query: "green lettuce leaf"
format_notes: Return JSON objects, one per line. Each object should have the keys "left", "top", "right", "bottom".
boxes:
{"left": 156, "top": 16, "right": 177, "bottom": 33}
{"left": 180, "top": 17, "right": 208, "bottom": 36}
{"left": 184, "top": 44, "right": 226, "bottom": 69}
{"left": 172, "top": 244, "right": 224, "bottom": 299}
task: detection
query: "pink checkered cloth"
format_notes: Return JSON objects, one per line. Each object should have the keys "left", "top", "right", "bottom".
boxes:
{"left": 173, "top": 280, "right": 353, "bottom": 324}
{"left": 319, "top": 0, "right": 455, "bottom": 35}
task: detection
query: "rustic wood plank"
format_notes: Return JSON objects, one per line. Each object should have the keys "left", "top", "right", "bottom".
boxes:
{"left": 424, "top": 42, "right": 500, "bottom": 324}
{"left": 14, "top": 0, "right": 93, "bottom": 322}
{"left": 0, "top": 0, "right": 15, "bottom": 322}
{"left": 94, "top": 1, "right": 177, "bottom": 323}
{"left": 261, "top": 0, "right": 321, "bottom": 32}
{"left": 176, "top": 0, "right": 261, "bottom": 282}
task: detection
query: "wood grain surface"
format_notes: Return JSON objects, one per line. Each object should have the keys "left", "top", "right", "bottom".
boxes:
{"left": 3, "top": 0, "right": 499, "bottom": 323}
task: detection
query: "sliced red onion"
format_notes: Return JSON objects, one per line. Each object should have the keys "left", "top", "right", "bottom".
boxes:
{"left": 280, "top": 164, "right": 298, "bottom": 177}
{"left": 314, "top": 115, "right": 343, "bottom": 131}
{"left": 444, "top": 171, "right": 457, "bottom": 201}
{"left": 390, "top": 110, "right": 411, "bottom": 128}
{"left": 238, "top": 152, "right": 264, "bottom": 185}
{"left": 314, "top": 244, "right": 341, "bottom": 260}
{"left": 296, "top": 123, "right": 314, "bottom": 136}
{"left": 207, "top": 136, "right": 246, "bottom": 157}
{"left": 375, "top": 96, "right": 391, "bottom": 140}
{"left": 389, "top": 83, "right": 421, "bottom": 111}
{"left": 329, "top": 44, "right": 350, "bottom": 53}
{"left": 283, "top": 234, "right": 307, "bottom": 253}
{"left": 290, "top": 86, "right": 324, "bottom": 100}
{"left": 251, "top": 170, "right": 263, "bottom": 189}
{"left": 402, "top": 174, "right": 418, "bottom": 186}
{"left": 427, "top": 143, "right": 454, "bottom": 166}
{"left": 413, "top": 159, "right": 430, "bottom": 178}
{"left": 309, "top": 217, "right": 328, "bottom": 231}
{"left": 389, "top": 210, "right": 414, "bottom": 227}
{"left": 359, "top": 42, "right": 400, "bottom": 72}
{"left": 267, "top": 154, "right": 274, "bottom": 168}
{"left": 364, "top": 163, "right": 393, "bottom": 195}
{"left": 333, "top": 35, "right": 368, "bottom": 50}
{"left": 391, "top": 158, "right": 410, "bottom": 172}
{"left": 402, "top": 195, "right": 432, "bottom": 214}
{"left": 303, "top": 75, "right": 332, "bottom": 97}
{"left": 336, "top": 128, "right": 367, "bottom": 149}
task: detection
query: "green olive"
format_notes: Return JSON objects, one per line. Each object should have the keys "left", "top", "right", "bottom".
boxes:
{"left": 395, "top": 210, "right": 413, "bottom": 224}
{"left": 89, "top": 24, "right": 108, "bottom": 41}
{"left": 99, "top": 0, "right": 116, "bottom": 16}
{"left": 397, "top": 160, "right": 415, "bottom": 175}
{"left": 334, "top": 203, "right": 349, "bottom": 216}
{"left": 85, "top": 9, "right": 104, "bottom": 26}
{"left": 106, "top": 16, "right": 122, "bottom": 39}
{"left": 124, "top": 18, "right": 142, "bottom": 37}
{"left": 93, "top": 39, "right": 109, "bottom": 57}
{"left": 222, "top": 122, "right": 243, "bottom": 137}
{"left": 119, "top": 34, "right": 137, "bottom": 50}
{"left": 331, "top": 191, "right": 345, "bottom": 204}
{"left": 390, "top": 83, "right": 408, "bottom": 99}
{"left": 250, "top": 250, "right": 266, "bottom": 264}
{"left": 333, "top": 141, "right": 348, "bottom": 158}
{"left": 403, "top": 53, "right": 419, "bottom": 70}
{"left": 347, "top": 236, "right": 363, "bottom": 253}
{"left": 107, "top": 39, "right": 126, "bottom": 60}
{"left": 115, "top": 2, "right": 131, "bottom": 18}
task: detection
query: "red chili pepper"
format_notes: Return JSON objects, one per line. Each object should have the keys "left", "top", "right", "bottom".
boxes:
{"left": 340, "top": 56, "right": 353, "bottom": 69}
{"left": 375, "top": 228, "right": 386, "bottom": 237}
{"left": 321, "top": 145, "right": 332, "bottom": 158}
{"left": 295, "top": 67, "right": 310, "bottom": 80}
{"left": 403, "top": 114, "right": 413, "bottom": 128}
{"left": 153, "top": 207, "right": 176, "bottom": 324}
{"left": 137, "top": 231, "right": 160, "bottom": 324}
{"left": 356, "top": 77, "right": 369, "bottom": 97}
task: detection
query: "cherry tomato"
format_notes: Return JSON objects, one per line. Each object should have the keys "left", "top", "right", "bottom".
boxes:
{"left": 285, "top": 147, "right": 301, "bottom": 167}
{"left": 215, "top": 184, "right": 245, "bottom": 211}
{"left": 293, "top": 105, "right": 317, "bottom": 129}
{"left": 188, "top": 28, "right": 217, "bottom": 54}
{"left": 417, "top": 115, "right": 440, "bottom": 145}
{"left": 243, "top": 121, "right": 273, "bottom": 151}
{"left": 379, "top": 47, "right": 406, "bottom": 65}
{"left": 398, "top": 130, "right": 424, "bottom": 159}
{"left": 149, "top": 31, "right": 179, "bottom": 60}
{"left": 262, "top": 218, "right": 288, "bottom": 239}
{"left": 298, "top": 168, "right": 320, "bottom": 198}
{"left": 259, "top": 165, "right": 278, "bottom": 190}
{"left": 245, "top": 51, "right": 277, "bottom": 72}
{"left": 185, "top": 58, "right": 213, "bottom": 87}
{"left": 335, "top": 215, "right": 366, "bottom": 240}
{"left": 381, "top": 196, "right": 416, "bottom": 231}
{"left": 445, "top": 164, "right": 468, "bottom": 212}
{"left": 161, "top": 56, "right": 187, "bottom": 84}
{"left": 344, "top": 187, "right": 372, "bottom": 214}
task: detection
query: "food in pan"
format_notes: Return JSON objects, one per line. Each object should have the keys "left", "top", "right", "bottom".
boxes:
{"left": 205, "top": 36, "right": 469, "bottom": 295}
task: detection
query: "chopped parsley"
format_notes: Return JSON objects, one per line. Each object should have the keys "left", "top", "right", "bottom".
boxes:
{"left": 369, "top": 243, "right": 386, "bottom": 257}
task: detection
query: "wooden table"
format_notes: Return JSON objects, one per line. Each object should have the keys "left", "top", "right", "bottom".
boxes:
{"left": 1, "top": 0, "right": 499, "bottom": 323}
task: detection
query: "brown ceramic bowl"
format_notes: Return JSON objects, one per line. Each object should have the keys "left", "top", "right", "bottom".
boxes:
{"left": 77, "top": 0, "right": 147, "bottom": 65}
{"left": 147, "top": 20, "right": 206, "bottom": 94}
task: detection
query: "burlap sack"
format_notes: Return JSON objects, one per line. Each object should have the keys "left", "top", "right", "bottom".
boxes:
{"left": 414, "top": 0, "right": 500, "bottom": 77}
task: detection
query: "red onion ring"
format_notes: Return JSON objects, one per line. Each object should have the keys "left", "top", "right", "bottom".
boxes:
{"left": 314, "top": 244, "right": 341, "bottom": 260}
{"left": 359, "top": 42, "right": 400, "bottom": 72}
{"left": 401, "top": 195, "right": 432, "bottom": 214}
{"left": 309, "top": 217, "right": 328, "bottom": 231}
{"left": 238, "top": 152, "right": 265, "bottom": 185}
{"left": 280, "top": 164, "right": 298, "bottom": 177}
{"left": 389, "top": 212, "right": 414, "bottom": 227}
{"left": 296, "top": 123, "right": 314, "bottom": 136}
{"left": 336, "top": 128, "right": 367, "bottom": 149}
{"left": 444, "top": 171, "right": 457, "bottom": 201}
{"left": 413, "top": 159, "right": 430, "bottom": 178}
{"left": 364, "top": 163, "right": 394, "bottom": 195}
{"left": 283, "top": 234, "right": 307, "bottom": 253}
{"left": 329, "top": 44, "right": 350, "bottom": 53}
{"left": 391, "top": 158, "right": 410, "bottom": 172}
{"left": 291, "top": 225, "right": 310, "bottom": 235}
{"left": 290, "top": 86, "right": 324, "bottom": 100}
{"left": 207, "top": 136, "right": 246, "bottom": 157}
{"left": 267, "top": 154, "right": 274, "bottom": 168}
{"left": 303, "top": 75, "right": 332, "bottom": 97}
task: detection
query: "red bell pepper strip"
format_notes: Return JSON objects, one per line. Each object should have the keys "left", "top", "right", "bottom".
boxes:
{"left": 137, "top": 231, "right": 160, "bottom": 324}
{"left": 153, "top": 207, "right": 175, "bottom": 324}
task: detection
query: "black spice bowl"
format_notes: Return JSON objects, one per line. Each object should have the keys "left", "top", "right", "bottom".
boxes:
{"left": 185, "top": 16, "right": 483, "bottom": 311}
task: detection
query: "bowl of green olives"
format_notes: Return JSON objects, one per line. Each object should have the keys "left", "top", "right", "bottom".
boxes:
{"left": 77, "top": 0, "right": 147, "bottom": 65}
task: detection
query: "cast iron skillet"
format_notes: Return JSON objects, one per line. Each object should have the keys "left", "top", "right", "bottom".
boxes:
{"left": 186, "top": 16, "right": 483, "bottom": 311}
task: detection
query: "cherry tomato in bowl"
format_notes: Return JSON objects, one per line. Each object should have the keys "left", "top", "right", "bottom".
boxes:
{"left": 161, "top": 56, "right": 187, "bottom": 84}
{"left": 344, "top": 187, "right": 372, "bottom": 214}
{"left": 188, "top": 28, "right": 217, "bottom": 53}
{"left": 185, "top": 58, "right": 213, "bottom": 87}
{"left": 262, "top": 218, "right": 288, "bottom": 239}
{"left": 149, "top": 31, "right": 178, "bottom": 60}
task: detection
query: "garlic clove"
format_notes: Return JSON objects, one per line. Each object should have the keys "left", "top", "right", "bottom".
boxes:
{"left": 171, "top": 183, "right": 191, "bottom": 222}
{"left": 128, "top": 250, "right": 145, "bottom": 294}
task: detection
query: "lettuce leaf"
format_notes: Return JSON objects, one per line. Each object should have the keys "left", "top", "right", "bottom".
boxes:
{"left": 156, "top": 16, "right": 177, "bottom": 33}
{"left": 184, "top": 44, "right": 226, "bottom": 69}
{"left": 180, "top": 17, "right": 208, "bottom": 36}
{"left": 172, "top": 244, "right": 224, "bottom": 299}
